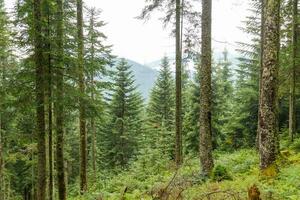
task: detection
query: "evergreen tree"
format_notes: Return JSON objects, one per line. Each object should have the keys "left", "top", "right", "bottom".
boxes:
{"left": 55, "top": 0, "right": 66, "bottom": 198}
{"left": 213, "top": 49, "right": 234, "bottom": 149}
{"left": 199, "top": 0, "right": 214, "bottom": 176}
{"left": 85, "top": 7, "right": 113, "bottom": 177}
{"left": 0, "top": 0, "right": 10, "bottom": 197}
{"left": 147, "top": 56, "right": 175, "bottom": 158}
{"left": 234, "top": 0, "right": 261, "bottom": 148}
{"left": 182, "top": 69, "right": 200, "bottom": 155}
{"left": 33, "top": 0, "right": 46, "bottom": 198}
{"left": 259, "top": 0, "right": 280, "bottom": 173}
{"left": 102, "top": 59, "right": 143, "bottom": 168}
{"left": 289, "top": 0, "right": 298, "bottom": 141}
{"left": 76, "top": 0, "right": 87, "bottom": 193}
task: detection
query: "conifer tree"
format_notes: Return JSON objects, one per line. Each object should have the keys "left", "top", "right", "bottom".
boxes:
{"left": 183, "top": 68, "right": 200, "bottom": 155}
{"left": 175, "top": 0, "right": 183, "bottom": 167}
{"left": 41, "top": 0, "right": 55, "bottom": 198}
{"left": 55, "top": 0, "right": 66, "bottom": 198}
{"left": 234, "top": 0, "right": 261, "bottom": 148}
{"left": 33, "top": 0, "right": 46, "bottom": 198}
{"left": 213, "top": 50, "right": 234, "bottom": 149}
{"left": 139, "top": 0, "right": 200, "bottom": 167}
{"left": 147, "top": 56, "right": 175, "bottom": 157}
{"left": 76, "top": 0, "right": 87, "bottom": 193}
{"left": 0, "top": 0, "right": 10, "bottom": 197}
{"left": 289, "top": 0, "right": 298, "bottom": 141}
{"left": 259, "top": 0, "right": 280, "bottom": 173}
{"left": 199, "top": 0, "right": 214, "bottom": 176}
{"left": 103, "top": 59, "right": 143, "bottom": 168}
{"left": 85, "top": 7, "right": 113, "bottom": 176}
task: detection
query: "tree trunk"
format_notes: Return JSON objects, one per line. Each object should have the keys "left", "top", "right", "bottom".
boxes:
{"left": 33, "top": 0, "right": 46, "bottom": 198}
{"left": 45, "top": 2, "right": 53, "bottom": 199}
{"left": 0, "top": 113, "right": 3, "bottom": 200}
{"left": 289, "top": 0, "right": 298, "bottom": 142}
{"left": 257, "top": 0, "right": 265, "bottom": 149}
{"left": 175, "top": 0, "right": 183, "bottom": 167}
{"left": 77, "top": 0, "right": 87, "bottom": 194}
{"left": 259, "top": 0, "right": 280, "bottom": 173}
{"left": 199, "top": 0, "right": 214, "bottom": 176}
{"left": 56, "top": 0, "right": 67, "bottom": 199}
{"left": 90, "top": 9, "right": 97, "bottom": 177}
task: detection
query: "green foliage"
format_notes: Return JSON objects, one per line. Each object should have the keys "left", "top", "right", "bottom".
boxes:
{"left": 146, "top": 56, "right": 175, "bottom": 158}
{"left": 290, "top": 137, "right": 300, "bottom": 152}
{"left": 212, "top": 165, "right": 232, "bottom": 182}
{"left": 101, "top": 59, "right": 144, "bottom": 168}
{"left": 230, "top": 0, "right": 261, "bottom": 148}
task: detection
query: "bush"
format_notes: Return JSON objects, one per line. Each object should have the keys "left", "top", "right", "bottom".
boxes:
{"left": 291, "top": 138, "right": 300, "bottom": 152}
{"left": 212, "top": 165, "right": 232, "bottom": 182}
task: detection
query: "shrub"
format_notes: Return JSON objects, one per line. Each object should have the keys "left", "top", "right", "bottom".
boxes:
{"left": 212, "top": 165, "right": 232, "bottom": 182}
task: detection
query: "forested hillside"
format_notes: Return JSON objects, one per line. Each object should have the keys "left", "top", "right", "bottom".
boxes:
{"left": 0, "top": 0, "right": 300, "bottom": 200}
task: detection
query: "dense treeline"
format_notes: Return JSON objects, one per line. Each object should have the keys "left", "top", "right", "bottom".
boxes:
{"left": 0, "top": 0, "right": 299, "bottom": 199}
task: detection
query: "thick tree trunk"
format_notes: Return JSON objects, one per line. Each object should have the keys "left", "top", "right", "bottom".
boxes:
{"left": 77, "top": 0, "right": 87, "bottom": 193}
{"left": 56, "top": 0, "right": 67, "bottom": 199}
{"left": 175, "top": 0, "right": 183, "bottom": 167}
{"left": 259, "top": 0, "right": 280, "bottom": 173}
{"left": 33, "top": 0, "right": 46, "bottom": 199}
{"left": 289, "top": 0, "right": 298, "bottom": 142}
{"left": 199, "top": 0, "right": 214, "bottom": 176}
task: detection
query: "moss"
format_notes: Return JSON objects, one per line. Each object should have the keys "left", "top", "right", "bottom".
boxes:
{"left": 260, "top": 164, "right": 278, "bottom": 177}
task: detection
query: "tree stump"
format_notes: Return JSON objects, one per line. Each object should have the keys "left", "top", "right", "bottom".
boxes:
{"left": 248, "top": 184, "right": 261, "bottom": 200}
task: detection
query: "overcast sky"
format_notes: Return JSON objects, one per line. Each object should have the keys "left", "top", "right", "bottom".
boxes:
{"left": 5, "top": 0, "right": 250, "bottom": 64}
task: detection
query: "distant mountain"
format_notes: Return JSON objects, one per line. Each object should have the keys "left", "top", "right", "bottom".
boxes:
{"left": 145, "top": 51, "right": 239, "bottom": 72}
{"left": 146, "top": 58, "right": 175, "bottom": 71}
{"left": 116, "top": 58, "right": 158, "bottom": 100}
{"left": 113, "top": 52, "right": 238, "bottom": 101}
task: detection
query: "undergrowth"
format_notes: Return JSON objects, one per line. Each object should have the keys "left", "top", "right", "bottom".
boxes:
{"left": 69, "top": 138, "right": 300, "bottom": 200}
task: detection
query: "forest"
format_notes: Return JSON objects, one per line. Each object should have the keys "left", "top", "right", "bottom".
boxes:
{"left": 0, "top": 0, "right": 299, "bottom": 199}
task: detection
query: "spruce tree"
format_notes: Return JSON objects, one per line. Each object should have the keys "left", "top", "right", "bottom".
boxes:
{"left": 55, "top": 0, "right": 66, "bottom": 198}
{"left": 0, "top": 0, "right": 10, "bottom": 197}
{"left": 147, "top": 56, "right": 175, "bottom": 158}
{"left": 259, "top": 0, "right": 280, "bottom": 173}
{"left": 199, "top": 0, "right": 214, "bottom": 176}
{"left": 234, "top": 0, "right": 261, "bottom": 148}
{"left": 289, "top": 0, "right": 298, "bottom": 141}
{"left": 33, "top": 0, "right": 46, "bottom": 198}
{"left": 76, "top": 0, "right": 87, "bottom": 193}
{"left": 103, "top": 59, "right": 143, "bottom": 168}
{"left": 85, "top": 6, "right": 113, "bottom": 177}
{"left": 213, "top": 50, "right": 234, "bottom": 149}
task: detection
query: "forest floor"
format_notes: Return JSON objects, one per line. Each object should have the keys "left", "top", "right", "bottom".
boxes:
{"left": 71, "top": 138, "right": 300, "bottom": 200}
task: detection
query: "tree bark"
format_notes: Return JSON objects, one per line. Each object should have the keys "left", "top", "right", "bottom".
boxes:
{"left": 257, "top": 0, "right": 265, "bottom": 149}
{"left": 175, "top": 0, "right": 183, "bottom": 167}
{"left": 90, "top": 9, "right": 97, "bottom": 177}
{"left": 56, "top": 0, "right": 67, "bottom": 199}
{"left": 0, "top": 113, "right": 3, "bottom": 200}
{"left": 259, "top": 0, "right": 280, "bottom": 172}
{"left": 289, "top": 0, "right": 298, "bottom": 142}
{"left": 45, "top": 2, "right": 53, "bottom": 198}
{"left": 33, "top": 0, "right": 46, "bottom": 199}
{"left": 199, "top": 0, "right": 214, "bottom": 176}
{"left": 77, "top": 0, "right": 87, "bottom": 194}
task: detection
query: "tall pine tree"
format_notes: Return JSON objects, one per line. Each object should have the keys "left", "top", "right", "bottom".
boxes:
{"left": 102, "top": 59, "right": 143, "bottom": 168}
{"left": 147, "top": 56, "right": 175, "bottom": 158}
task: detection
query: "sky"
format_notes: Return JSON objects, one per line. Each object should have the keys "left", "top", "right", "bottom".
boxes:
{"left": 5, "top": 0, "right": 250, "bottom": 64}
